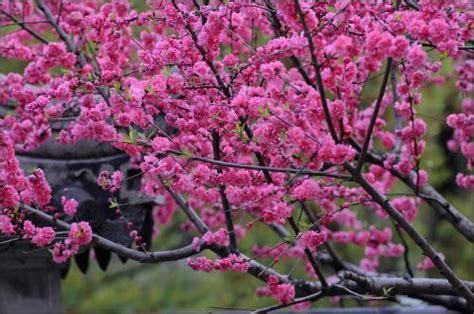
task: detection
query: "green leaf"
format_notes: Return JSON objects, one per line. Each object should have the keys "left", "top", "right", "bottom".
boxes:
{"left": 278, "top": 129, "right": 287, "bottom": 140}
{"left": 181, "top": 148, "right": 193, "bottom": 159}
{"left": 283, "top": 234, "right": 296, "bottom": 244}
{"left": 258, "top": 106, "right": 270, "bottom": 118}
{"left": 162, "top": 178, "right": 172, "bottom": 188}
{"left": 113, "top": 81, "right": 121, "bottom": 91}
{"left": 124, "top": 87, "right": 132, "bottom": 101}
{"left": 146, "top": 85, "right": 155, "bottom": 95}
{"left": 7, "top": 99, "right": 17, "bottom": 108}
{"left": 5, "top": 109, "right": 15, "bottom": 116}
{"left": 85, "top": 41, "right": 97, "bottom": 56}
{"left": 382, "top": 287, "right": 394, "bottom": 296}
{"left": 109, "top": 198, "right": 120, "bottom": 209}
{"left": 235, "top": 123, "right": 245, "bottom": 140}
{"left": 292, "top": 153, "right": 309, "bottom": 163}
{"left": 124, "top": 127, "right": 139, "bottom": 144}
{"left": 299, "top": 221, "right": 311, "bottom": 231}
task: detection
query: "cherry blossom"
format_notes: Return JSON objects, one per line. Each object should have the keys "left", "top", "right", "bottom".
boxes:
{"left": 1, "top": 0, "right": 473, "bottom": 310}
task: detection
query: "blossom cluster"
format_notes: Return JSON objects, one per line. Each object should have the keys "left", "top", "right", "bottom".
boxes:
{"left": 0, "top": 0, "right": 473, "bottom": 307}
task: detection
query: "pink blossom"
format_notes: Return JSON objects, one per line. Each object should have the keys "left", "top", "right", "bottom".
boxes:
{"left": 385, "top": 243, "right": 405, "bottom": 257}
{"left": 52, "top": 241, "right": 79, "bottom": 264}
{"left": 110, "top": 170, "right": 124, "bottom": 193}
{"left": 266, "top": 275, "right": 295, "bottom": 304}
{"left": 153, "top": 200, "right": 176, "bottom": 225}
{"left": 0, "top": 185, "right": 20, "bottom": 208}
{"left": 0, "top": 215, "right": 15, "bottom": 235}
{"left": 23, "top": 220, "right": 36, "bottom": 238}
{"left": 192, "top": 237, "right": 201, "bottom": 252}
{"left": 360, "top": 258, "right": 379, "bottom": 271}
{"left": 31, "top": 227, "right": 56, "bottom": 247}
{"left": 97, "top": 170, "right": 123, "bottom": 193}
{"left": 392, "top": 197, "right": 418, "bottom": 222}
{"left": 68, "top": 222, "right": 93, "bottom": 246}
{"left": 214, "top": 254, "right": 250, "bottom": 273}
{"left": 202, "top": 228, "right": 229, "bottom": 247}
{"left": 332, "top": 231, "right": 354, "bottom": 244}
{"left": 262, "top": 202, "right": 293, "bottom": 224}
{"left": 417, "top": 254, "right": 445, "bottom": 271}
{"left": 406, "top": 44, "right": 427, "bottom": 68}
{"left": 187, "top": 257, "right": 214, "bottom": 272}
{"left": 28, "top": 169, "right": 52, "bottom": 207}
{"left": 292, "top": 179, "right": 320, "bottom": 201}
{"left": 456, "top": 173, "right": 474, "bottom": 189}
{"left": 61, "top": 196, "right": 78, "bottom": 216}
{"left": 151, "top": 136, "right": 172, "bottom": 154}
{"left": 299, "top": 230, "right": 327, "bottom": 249}
{"left": 390, "top": 36, "right": 409, "bottom": 60}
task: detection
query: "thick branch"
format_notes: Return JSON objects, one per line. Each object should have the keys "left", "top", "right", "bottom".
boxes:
{"left": 417, "top": 295, "right": 469, "bottom": 313}
{"left": 345, "top": 164, "right": 474, "bottom": 308}
{"left": 341, "top": 271, "right": 474, "bottom": 297}
{"left": 22, "top": 204, "right": 474, "bottom": 311}
{"left": 23, "top": 204, "right": 202, "bottom": 263}
{"left": 351, "top": 141, "right": 474, "bottom": 242}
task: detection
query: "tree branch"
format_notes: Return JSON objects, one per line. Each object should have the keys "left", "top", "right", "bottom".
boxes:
{"left": 288, "top": 216, "right": 328, "bottom": 288}
{"left": 356, "top": 58, "right": 393, "bottom": 172}
{"left": 301, "top": 202, "right": 346, "bottom": 272}
{"left": 294, "top": 0, "right": 338, "bottom": 142}
{"left": 170, "top": 0, "right": 231, "bottom": 98}
{"left": 158, "top": 176, "right": 209, "bottom": 235}
{"left": 254, "top": 291, "right": 325, "bottom": 313}
{"left": 390, "top": 218, "right": 414, "bottom": 277}
{"left": 350, "top": 141, "right": 474, "bottom": 242}
{"left": 416, "top": 295, "right": 469, "bottom": 313}
{"left": 186, "top": 154, "right": 351, "bottom": 180}
{"left": 22, "top": 204, "right": 203, "bottom": 263}
{"left": 212, "top": 130, "right": 237, "bottom": 251}
{"left": 0, "top": 9, "right": 49, "bottom": 44}
{"left": 340, "top": 271, "right": 474, "bottom": 297}
{"left": 21, "top": 204, "right": 474, "bottom": 311}
{"left": 37, "top": 0, "right": 110, "bottom": 104}
{"left": 345, "top": 164, "right": 474, "bottom": 308}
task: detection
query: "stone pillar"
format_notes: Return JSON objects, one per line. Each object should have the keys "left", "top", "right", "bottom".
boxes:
{"left": 0, "top": 239, "right": 61, "bottom": 314}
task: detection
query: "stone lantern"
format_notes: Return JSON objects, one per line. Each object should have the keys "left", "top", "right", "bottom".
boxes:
{"left": 0, "top": 135, "right": 154, "bottom": 313}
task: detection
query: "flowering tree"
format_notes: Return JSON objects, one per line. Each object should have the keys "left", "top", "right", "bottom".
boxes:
{"left": 1, "top": 0, "right": 473, "bottom": 311}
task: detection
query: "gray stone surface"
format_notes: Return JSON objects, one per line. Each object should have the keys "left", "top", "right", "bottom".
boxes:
{"left": 0, "top": 240, "right": 61, "bottom": 314}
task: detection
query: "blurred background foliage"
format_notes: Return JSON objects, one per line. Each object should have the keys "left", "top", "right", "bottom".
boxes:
{"left": 1, "top": 0, "right": 472, "bottom": 312}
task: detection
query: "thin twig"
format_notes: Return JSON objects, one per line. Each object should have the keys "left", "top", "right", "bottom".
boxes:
{"left": 212, "top": 130, "right": 237, "bottom": 251}
{"left": 356, "top": 58, "right": 393, "bottom": 172}
{"left": 294, "top": 0, "right": 338, "bottom": 141}
{"left": 0, "top": 9, "right": 49, "bottom": 44}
